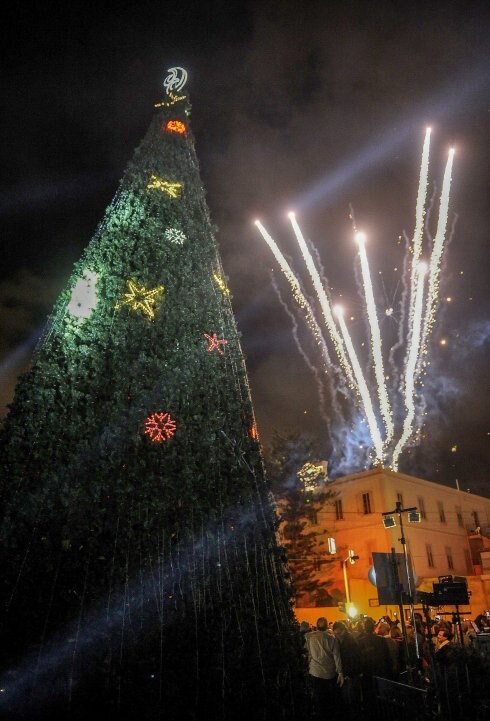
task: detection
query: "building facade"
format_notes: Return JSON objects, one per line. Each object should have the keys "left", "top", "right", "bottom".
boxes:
{"left": 293, "top": 467, "right": 490, "bottom": 624}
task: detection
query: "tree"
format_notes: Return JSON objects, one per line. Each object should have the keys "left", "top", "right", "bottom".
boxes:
{"left": 266, "top": 430, "right": 338, "bottom": 607}
{"left": 0, "top": 71, "right": 308, "bottom": 720}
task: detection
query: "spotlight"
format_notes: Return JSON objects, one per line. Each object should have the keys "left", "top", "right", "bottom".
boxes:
{"left": 408, "top": 510, "right": 421, "bottom": 523}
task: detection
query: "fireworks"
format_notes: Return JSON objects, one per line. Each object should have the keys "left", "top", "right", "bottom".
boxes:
{"left": 255, "top": 130, "right": 455, "bottom": 471}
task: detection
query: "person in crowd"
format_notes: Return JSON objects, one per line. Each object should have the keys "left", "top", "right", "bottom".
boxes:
{"left": 332, "top": 621, "right": 362, "bottom": 721}
{"left": 435, "top": 628, "right": 456, "bottom": 665}
{"left": 376, "top": 621, "right": 400, "bottom": 678}
{"left": 474, "top": 613, "right": 490, "bottom": 632}
{"left": 304, "top": 617, "right": 344, "bottom": 719}
{"left": 459, "top": 620, "right": 475, "bottom": 647}
{"left": 356, "top": 618, "right": 393, "bottom": 720}
{"left": 299, "top": 620, "right": 311, "bottom": 635}
{"left": 389, "top": 624, "right": 408, "bottom": 673}
{"left": 358, "top": 618, "right": 393, "bottom": 678}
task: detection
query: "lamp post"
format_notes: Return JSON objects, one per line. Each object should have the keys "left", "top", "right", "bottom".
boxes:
{"left": 341, "top": 549, "right": 359, "bottom": 608}
{"left": 382, "top": 501, "right": 421, "bottom": 661}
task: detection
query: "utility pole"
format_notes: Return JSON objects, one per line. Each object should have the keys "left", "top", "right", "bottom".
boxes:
{"left": 382, "top": 502, "right": 421, "bottom": 663}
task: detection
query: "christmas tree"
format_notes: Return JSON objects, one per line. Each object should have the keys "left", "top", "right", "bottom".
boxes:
{"left": 0, "top": 68, "right": 308, "bottom": 720}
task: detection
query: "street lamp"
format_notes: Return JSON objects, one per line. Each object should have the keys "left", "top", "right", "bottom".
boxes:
{"left": 341, "top": 549, "right": 359, "bottom": 605}
{"left": 381, "top": 501, "right": 420, "bottom": 660}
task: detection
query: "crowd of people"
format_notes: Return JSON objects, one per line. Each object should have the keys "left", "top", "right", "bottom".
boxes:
{"left": 300, "top": 611, "right": 490, "bottom": 720}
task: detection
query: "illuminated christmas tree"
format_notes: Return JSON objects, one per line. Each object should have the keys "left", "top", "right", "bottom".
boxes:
{"left": 0, "top": 69, "right": 307, "bottom": 720}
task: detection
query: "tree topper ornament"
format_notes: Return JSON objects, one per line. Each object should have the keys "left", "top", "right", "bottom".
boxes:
{"left": 163, "top": 67, "right": 188, "bottom": 96}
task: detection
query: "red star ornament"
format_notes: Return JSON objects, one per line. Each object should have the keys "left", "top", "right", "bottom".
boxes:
{"left": 204, "top": 333, "right": 228, "bottom": 355}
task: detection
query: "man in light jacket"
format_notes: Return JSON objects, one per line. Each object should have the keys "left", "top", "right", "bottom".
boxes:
{"left": 305, "top": 617, "right": 344, "bottom": 718}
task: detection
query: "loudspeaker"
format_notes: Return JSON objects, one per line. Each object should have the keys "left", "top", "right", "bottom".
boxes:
{"left": 373, "top": 552, "right": 415, "bottom": 605}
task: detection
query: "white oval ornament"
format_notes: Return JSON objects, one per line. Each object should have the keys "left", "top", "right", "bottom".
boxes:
{"left": 163, "top": 67, "right": 188, "bottom": 96}
{"left": 67, "top": 270, "right": 99, "bottom": 322}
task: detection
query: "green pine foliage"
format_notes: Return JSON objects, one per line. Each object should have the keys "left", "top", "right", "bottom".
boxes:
{"left": 266, "top": 430, "right": 337, "bottom": 607}
{"left": 0, "top": 91, "right": 309, "bottom": 720}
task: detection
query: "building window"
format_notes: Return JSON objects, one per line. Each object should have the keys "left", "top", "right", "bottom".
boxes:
{"left": 362, "top": 492, "right": 372, "bottom": 515}
{"left": 455, "top": 506, "right": 464, "bottom": 528}
{"left": 308, "top": 508, "right": 318, "bottom": 525}
{"left": 464, "top": 548, "right": 473, "bottom": 574}
{"left": 426, "top": 544, "right": 434, "bottom": 568}
{"left": 417, "top": 497, "right": 426, "bottom": 520}
{"left": 445, "top": 546, "right": 454, "bottom": 570}
{"left": 335, "top": 499, "right": 343, "bottom": 520}
{"left": 472, "top": 511, "right": 480, "bottom": 530}
{"left": 438, "top": 502, "right": 446, "bottom": 524}
{"left": 396, "top": 492, "right": 404, "bottom": 506}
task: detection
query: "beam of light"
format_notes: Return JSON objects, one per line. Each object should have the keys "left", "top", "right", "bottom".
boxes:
{"left": 392, "top": 262, "right": 427, "bottom": 470}
{"left": 293, "top": 60, "right": 487, "bottom": 212}
{"left": 334, "top": 305, "right": 384, "bottom": 463}
{"left": 356, "top": 232, "right": 394, "bottom": 442}
{"left": 287, "top": 213, "right": 355, "bottom": 387}
{"left": 419, "top": 148, "right": 455, "bottom": 362}
{"left": 254, "top": 220, "right": 347, "bottom": 388}
{"left": 409, "top": 128, "right": 432, "bottom": 326}
{"left": 0, "top": 337, "right": 37, "bottom": 377}
{"left": 0, "top": 498, "right": 270, "bottom": 711}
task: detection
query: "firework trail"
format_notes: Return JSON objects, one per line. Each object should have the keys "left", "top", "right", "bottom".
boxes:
{"left": 334, "top": 305, "right": 384, "bottom": 462}
{"left": 419, "top": 149, "right": 455, "bottom": 359}
{"left": 288, "top": 213, "right": 355, "bottom": 387}
{"left": 392, "top": 262, "right": 427, "bottom": 470}
{"left": 254, "top": 131, "right": 455, "bottom": 470}
{"left": 356, "top": 232, "right": 394, "bottom": 442}
{"left": 270, "top": 275, "right": 332, "bottom": 427}
{"left": 388, "top": 230, "right": 411, "bottom": 380}
{"left": 408, "top": 128, "right": 432, "bottom": 328}
{"left": 255, "top": 220, "right": 349, "bottom": 410}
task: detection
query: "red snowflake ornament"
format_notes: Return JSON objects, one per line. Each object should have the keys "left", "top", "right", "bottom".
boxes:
{"left": 144, "top": 412, "right": 177, "bottom": 442}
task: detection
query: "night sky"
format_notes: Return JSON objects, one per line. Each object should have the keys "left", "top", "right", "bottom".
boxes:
{"left": 1, "top": 1, "right": 489, "bottom": 493}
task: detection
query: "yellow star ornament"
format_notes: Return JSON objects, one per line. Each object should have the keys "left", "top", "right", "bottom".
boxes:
{"left": 116, "top": 279, "right": 165, "bottom": 320}
{"left": 146, "top": 175, "right": 183, "bottom": 199}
